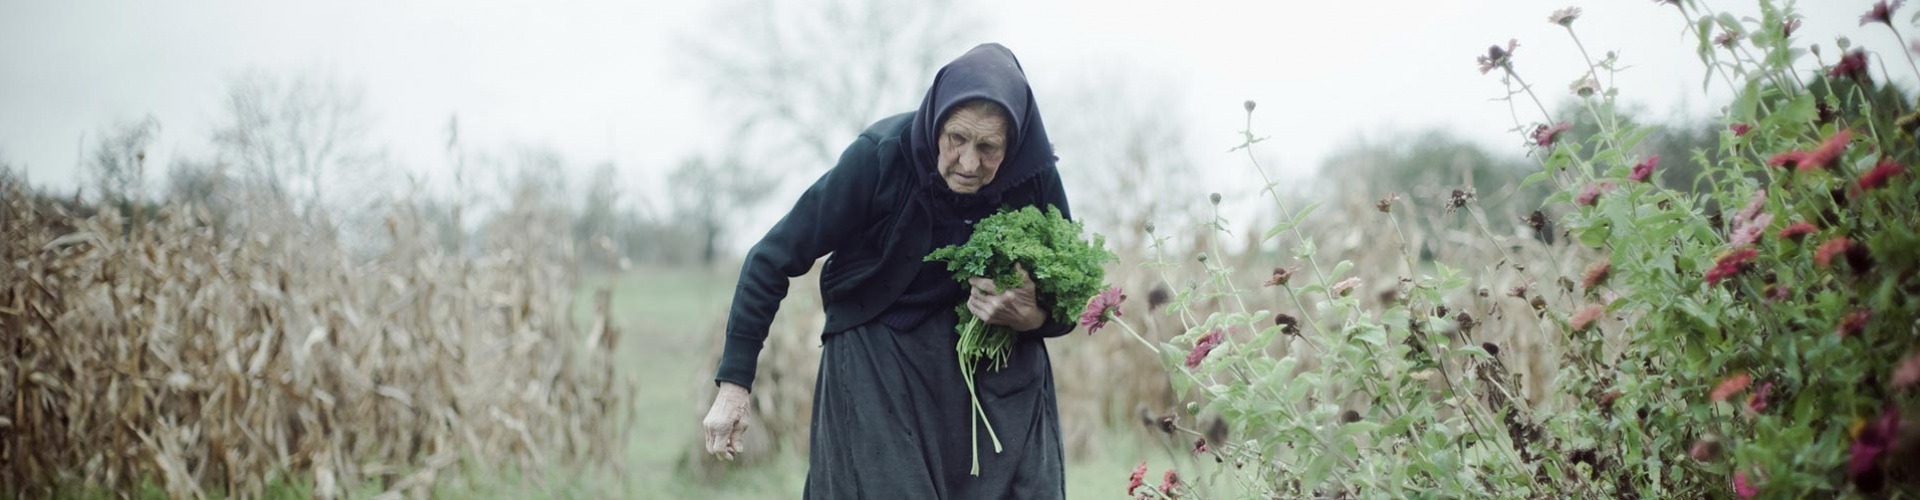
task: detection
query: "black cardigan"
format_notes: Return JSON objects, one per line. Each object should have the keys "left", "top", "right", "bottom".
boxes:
{"left": 714, "top": 113, "right": 1076, "bottom": 391}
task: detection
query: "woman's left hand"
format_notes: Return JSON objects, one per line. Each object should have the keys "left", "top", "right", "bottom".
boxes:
{"left": 967, "top": 264, "right": 1046, "bottom": 332}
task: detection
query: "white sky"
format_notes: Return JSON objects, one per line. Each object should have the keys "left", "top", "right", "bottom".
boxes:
{"left": 2, "top": 0, "right": 1911, "bottom": 223}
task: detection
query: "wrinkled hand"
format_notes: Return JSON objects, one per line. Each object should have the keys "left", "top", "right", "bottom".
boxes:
{"left": 702, "top": 382, "right": 751, "bottom": 460}
{"left": 967, "top": 264, "right": 1046, "bottom": 332}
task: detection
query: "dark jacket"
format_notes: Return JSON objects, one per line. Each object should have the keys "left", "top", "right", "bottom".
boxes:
{"left": 714, "top": 113, "right": 1075, "bottom": 391}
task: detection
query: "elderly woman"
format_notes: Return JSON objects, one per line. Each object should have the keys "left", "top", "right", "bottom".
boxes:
{"left": 701, "top": 43, "right": 1075, "bottom": 498}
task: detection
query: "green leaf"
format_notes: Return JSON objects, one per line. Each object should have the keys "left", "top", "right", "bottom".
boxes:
{"left": 1303, "top": 453, "right": 1338, "bottom": 493}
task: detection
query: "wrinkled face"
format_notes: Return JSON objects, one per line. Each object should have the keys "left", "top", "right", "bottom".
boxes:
{"left": 936, "top": 102, "right": 1009, "bottom": 194}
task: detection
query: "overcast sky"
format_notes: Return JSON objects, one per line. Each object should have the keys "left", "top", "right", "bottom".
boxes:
{"left": 3, "top": 0, "right": 1911, "bottom": 217}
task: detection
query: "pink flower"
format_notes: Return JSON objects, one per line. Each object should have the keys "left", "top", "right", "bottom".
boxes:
{"left": 1783, "top": 18, "right": 1802, "bottom": 37}
{"left": 1830, "top": 50, "right": 1871, "bottom": 84}
{"left": 1705, "top": 248, "right": 1759, "bottom": 286}
{"left": 1575, "top": 182, "right": 1613, "bottom": 206}
{"left": 1477, "top": 39, "right": 1519, "bottom": 75}
{"left": 1858, "top": 159, "right": 1906, "bottom": 191}
{"left": 1581, "top": 260, "right": 1611, "bottom": 291}
{"left": 1711, "top": 373, "right": 1752, "bottom": 402}
{"left": 1730, "top": 213, "right": 1772, "bottom": 247}
{"left": 1767, "top": 150, "right": 1808, "bottom": 169}
{"left": 1849, "top": 407, "right": 1902, "bottom": 486}
{"left": 1777, "top": 222, "right": 1818, "bottom": 242}
{"left": 1838, "top": 309, "right": 1871, "bottom": 338}
{"left": 1731, "top": 123, "right": 1753, "bottom": 137}
{"left": 1629, "top": 155, "right": 1659, "bottom": 182}
{"left": 1263, "top": 266, "right": 1296, "bottom": 287}
{"left": 1861, "top": 0, "right": 1906, "bottom": 27}
{"left": 1815, "top": 237, "right": 1854, "bottom": 269}
{"left": 1747, "top": 382, "right": 1773, "bottom": 414}
{"left": 1735, "top": 470, "right": 1759, "bottom": 499}
{"left": 1159, "top": 469, "right": 1182, "bottom": 497}
{"left": 1569, "top": 303, "right": 1604, "bottom": 332}
{"left": 1127, "top": 462, "right": 1147, "bottom": 495}
{"left": 1079, "top": 287, "right": 1126, "bottom": 335}
{"left": 1802, "top": 129, "right": 1854, "bottom": 171}
{"left": 1714, "top": 30, "right": 1744, "bottom": 49}
{"left": 1892, "top": 353, "right": 1920, "bottom": 390}
{"left": 1533, "top": 121, "right": 1574, "bottom": 147}
{"left": 1330, "top": 277, "right": 1362, "bottom": 297}
{"left": 1186, "top": 329, "right": 1225, "bottom": 369}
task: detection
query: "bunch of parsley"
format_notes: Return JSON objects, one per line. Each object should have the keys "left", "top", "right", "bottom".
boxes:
{"left": 924, "top": 204, "right": 1113, "bottom": 475}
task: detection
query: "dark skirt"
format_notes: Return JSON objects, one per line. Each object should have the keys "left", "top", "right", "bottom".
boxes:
{"left": 803, "top": 313, "right": 1065, "bottom": 499}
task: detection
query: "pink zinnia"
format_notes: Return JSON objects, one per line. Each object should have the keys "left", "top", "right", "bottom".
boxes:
{"left": 1575, "top": 182, "right": 1613, "bottom": 206}
{"left": 1581, "top": 260, "right": 1611, "bottom": 291}
{"left": 1533, "top": 121, "right": 1574, "bottom": 147}
{"left": 1861, "top": 0, "right": 1906, "bottom": 27}
{"left": 1127, "top": 462, "right": 1147, "bottom": 495}
{"left": 1186, "top": 329, "right": 1225, "bottom": 369}
{"left": 1892, "top": 352, "right": 1920, "bottom": 390}
{"left": 1160, "top": 469, "right": 1182, "bottom": 497}
{"left": 1735, "top": 470, "right": 1759, "bottom": 499}
{"left": 1705, "top": 248, "right": 1759, "bottom": 286}
{"left": 1778, "top": 221, "right": 1818, "bottom": 241}
{"left": 1731, "top": 123, "right": 1753, "bottom": 137}
{"left": 1849, "top": 407, "right": 1902, "bottom": 485}
{"left": 1711, "top": 373, "right": 1752, "bottom": 402}
{"left": 1858, "top": 159, "right": 1906, "bottom": 191}
{"left": 1801, "top": 129, "right": 1853, "bottom": 171}
{"left": 1629, "top": 155, "right": 1659, "bottom": 182}
{"left": 1569, "top": 303, "right": 1604, "bottom": 332}
{"left": 1838, "top": 309, "right": 1871, "bottom": 337}
{"left": 1830, "top": 50, "right": 1871, "bottom": 83}
{"left": 1079, "top": 287, "right": 1125, "bottom": 335}
{"left": 1815, "top": 237, "right": 1853, "bottom": 268}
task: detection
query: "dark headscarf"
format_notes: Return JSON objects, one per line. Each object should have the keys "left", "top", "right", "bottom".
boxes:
{"left": 906, "top": 43, "right": 1056, "bottom": 208}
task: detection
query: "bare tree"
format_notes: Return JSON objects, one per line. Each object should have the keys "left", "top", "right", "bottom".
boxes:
{"left": 86, "top": 115, "right": 162, "bottom": 209}
{"left": 668, "top": 155, "right": 777, "bottom": 265}
{"left": 210, "top": 69, "right": 381, "bottom": 219}
{"left": 681, "top": 0, "right": 980, "bottom": 168}
{"left": 1048, "top": 66, "right": 1204, "bottom": 253}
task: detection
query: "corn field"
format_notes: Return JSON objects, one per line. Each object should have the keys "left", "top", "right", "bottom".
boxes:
{"left": 0, "top": 177, "right": 631, "bottom": 498}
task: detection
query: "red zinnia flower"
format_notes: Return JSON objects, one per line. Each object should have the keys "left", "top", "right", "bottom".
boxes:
{"left": 1629, "top": 155, "right": 1659, "bottom": 182}
{"left": 1815, "top": 237, "right": 1854, "bottom": 268}
{"left": 1830, "top": 50, "right": 1871, "bottom": 83}
{"left": 1711, "top": 373, "right": 1752, "bottom": 402}
{"left": 1858, "top": 159, "right": 1906, "bottom": 191}
{"left": 1533, "top": 121, "right": 1573, "bottom": 147}
{"left": 1731, "top": 123, "right": 1753, "bottom": 137}
{"left": 1778, "top": 221, "right": 1818, "bottom": 241}
{"left": 1767, "top": 150, "right": 1808, "bottom": 169}
{"left": 1861, "top": 0, "right": 1906, "bottom": 27}
{"left": 1735, "top": 470, "right": 1760, "bottom": 499}
{"left": 1127, "top": 462, "right": 1147, "bottom": 495}
{"left": 1705, "top": 248, "right": 1759, "bottom": 286}
{"left": 1801, "top": 129, "right": 1853, "bottom": 171}
{"left": 1747, "top": 382, "right": 1772, "bottom": 414}
{"left": 1576, "top": 182, "right": 1613, "bottom": 206}
{"left": 1581, "top": 260, "right": 1611, "bottom": 291}
{"left": 1079, "top": 287, "right": 1125, "bottom": 335}
{"left": 1569, "top": 303, "right": 1604, "bottom": 332}
{"left": 1186, "top": 329, "right": 1225, "bottom": 369}
{"left": 1848, "top": 407, "right": 1902, "bottom": 485}
{"left": 1838, "top": 309, "right": 1871, "bottom": 337}
{"left": 1160, "top": 469, "right": 1182, "bottom": 497}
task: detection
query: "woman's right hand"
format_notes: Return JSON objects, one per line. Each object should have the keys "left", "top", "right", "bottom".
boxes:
{"left": 702, "top": 381, "right": 751, "bottom": 460}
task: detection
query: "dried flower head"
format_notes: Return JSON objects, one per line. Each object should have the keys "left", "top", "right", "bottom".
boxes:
{"left": 1711, "top": 373, "right": 1753, "bottom": 402}
{"left": 1375, "top": 192, "right": 1399, "bottom": 213}
{"left": 1783, "top": 18, "right": 1803, "bottom": 38}
{"left": 1838, "top": 309, "right": 1871, "bottom": 337}
{"left": 1690, "top": 436, "right": 1723, "bottom": 462}
{"left": 1629, "top": 155, "right": 1660, "bottom": 182}
{"left": 1858, "top": 159, "right": 1906, "bottom": 191}
{"left": 1714, "top": 30, "right": 1744, "bottom": 50}
{"left": 1330, "top": 277, "right": 1363, "bottom": 297}
{"left": 1548, "top": 6, "right": 1582, "bottom": 26}
{"left": 1147, "top": 284, "right": 1172, "bottom": 311}
{"left": 1273, "top": 313, "right": 1300, "bottom": 335}
{"left": 1447, "top": 188, "right": 1476, "bottom": 212}
{"left": 1533, "top": 121, "right": 1573, "bottom": 147}
{"left": 1243, "top": 100, "right": 1257, "bottom": 113}
{"left": 1830, "top": 49, "right": 1871, "bottom": 83}
{"left": 1569, "top": 303, "right": 1604, "bottom": 332}
{"left": 1523, "top": 211, "right": 1547, "bottom": 233}
{"left": 1264, "top": 266, "right": 1296, "bottom": 288}
{"left": 1078, "top": 287, "right": 1126, "bottom": 335}
{"left": 1582, "top": 260, "right": 1612, "bottom": 291}
{"left": 1861, "top": 0, "right": 1907, "bottom": 27}
{"left": 1570, "top": 76, "right": 1599, "bottom": 97}
{"left": 1477, "top": 39, "right": 1519, "bottom": 74}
